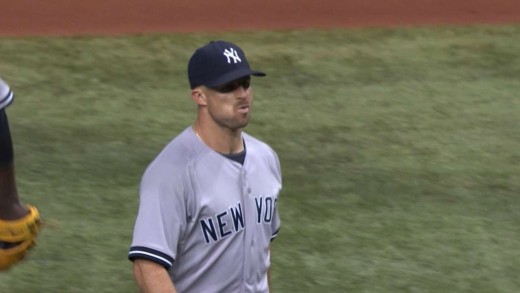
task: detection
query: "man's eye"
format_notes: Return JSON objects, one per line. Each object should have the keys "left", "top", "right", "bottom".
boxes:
{"left": 241, "top": 79, "right": 250, "bottom": 89}
{"left": 212, "top": 77, "right": 250, "bottom": 93}
{"left": 219, "top": 83, "right": 238, "bottom": 93}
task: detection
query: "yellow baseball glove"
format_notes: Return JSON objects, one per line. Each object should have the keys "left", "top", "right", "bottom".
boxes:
{"left": 0, "top": 205, "right": 42, "bottom": 271}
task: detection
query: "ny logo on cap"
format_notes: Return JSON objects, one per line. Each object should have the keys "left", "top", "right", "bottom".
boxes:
{"left": 223, "top": 48, "right": 242, "bottom": 64}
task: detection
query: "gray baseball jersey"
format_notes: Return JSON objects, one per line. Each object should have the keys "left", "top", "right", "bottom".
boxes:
{"left": 0, "top": 78, "right": 14, "bottom": 110}
{"left": 129, "top": 126, "right": 281, "bottom": 293}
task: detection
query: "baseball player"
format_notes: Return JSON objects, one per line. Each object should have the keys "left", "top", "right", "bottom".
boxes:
{"left": 129, "top": 40, "right": 282, "bottom": 293}
{"left": 0, "top": 77, "right": 42, "bottom": 271}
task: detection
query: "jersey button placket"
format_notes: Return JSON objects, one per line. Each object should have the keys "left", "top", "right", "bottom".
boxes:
{"left": 244, "top": 167, "right": 258, "bottom": 289}
{"left": 243, "top": 170, "right": 252, "bottom": 195}
{"left": 241, "top": 168, "right": 253, "bottom": 290}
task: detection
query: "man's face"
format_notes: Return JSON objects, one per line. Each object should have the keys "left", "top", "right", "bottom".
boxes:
{"left": 203, "top": 76, "right": 253, "bottom": 130}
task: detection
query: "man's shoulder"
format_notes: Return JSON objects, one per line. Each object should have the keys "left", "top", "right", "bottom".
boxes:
{"left": 243, "top": 132, "right": 277, "bottom": 156}
{"left": 163, "top": 127, "right": 198, "bottom": 155}
{"left": 144, "top": 127, "right": 204, "bottom": 177}
{"left": 243, "top": 132, "right": 281, "bottom": 171}
{"left": 243, "top": 133, "right": 282, "bottom": 180}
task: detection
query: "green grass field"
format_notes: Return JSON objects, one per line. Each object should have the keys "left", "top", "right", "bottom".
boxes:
{"left": 0, "top": 25, "right": 519, "bottom": 292}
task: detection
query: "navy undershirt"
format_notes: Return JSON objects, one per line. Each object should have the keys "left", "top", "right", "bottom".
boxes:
{"left": 222, "top": 150, "right": 246, "bottom": 165}
{"left": 221, "top": 140, "right": 246, "bottom": 165}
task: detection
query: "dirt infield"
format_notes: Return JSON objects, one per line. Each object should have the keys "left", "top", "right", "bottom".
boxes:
{"left": 1, "top": 0, "right": 520, "bottom": 36}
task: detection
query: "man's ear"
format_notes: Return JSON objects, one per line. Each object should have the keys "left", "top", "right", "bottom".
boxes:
{"left": 191, "top": 88, "right": 207, "bottom": 106}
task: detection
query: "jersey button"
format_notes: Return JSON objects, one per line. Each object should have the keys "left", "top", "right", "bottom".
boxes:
{"left": 247, "top": 187, "right": 252, "bottom": 194}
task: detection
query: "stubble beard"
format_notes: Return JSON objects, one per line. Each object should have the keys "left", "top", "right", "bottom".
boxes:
{"left": 208, "top": 110, "right": 250, "bottom": 132}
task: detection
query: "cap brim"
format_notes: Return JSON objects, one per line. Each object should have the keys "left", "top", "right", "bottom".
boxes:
{"left": 204, "top": 69, "right": 266, "bottom": 88}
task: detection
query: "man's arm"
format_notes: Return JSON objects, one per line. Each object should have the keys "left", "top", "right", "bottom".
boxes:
{"left": 268, "top": 248, "right": 273, "bottom": 293}
{"left": 0, "top": 79, "right": 42, "bottom": 271}
{"left": 0, "top": 109, "right": 27, "bottom": 220}
{"left": 268, "top": 267, "right": 272, "bottom": 293}
{"left": 133, "top": 259, "right": 177, "bottom": 293}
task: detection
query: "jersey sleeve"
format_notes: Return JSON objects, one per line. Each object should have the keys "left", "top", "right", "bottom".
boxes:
{"left": 128, "top": 160, "right": 189, "bottom": 269}
{"left": 0, "top": 78, "right": 14, "bottom": 110}
{"left": 269, "top": 149, "right": 282, "bottom": 242}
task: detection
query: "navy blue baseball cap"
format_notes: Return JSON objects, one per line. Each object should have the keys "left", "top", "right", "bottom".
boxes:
{"left": 188, "top": 40, "right": 266, "bottom": 89}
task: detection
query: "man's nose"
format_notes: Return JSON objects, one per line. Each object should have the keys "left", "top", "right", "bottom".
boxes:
{"left": 236, "top": 86, "right": 248, "bottom": 98}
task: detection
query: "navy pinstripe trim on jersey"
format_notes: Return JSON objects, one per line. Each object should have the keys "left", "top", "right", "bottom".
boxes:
{"left": 0, "top": 89, "right": 14, "bottom": 110}
{"left": 270, "top": 228, "right": 280, "bottom": 242}
{"left": 128, "top": 246, "right": 174, "bottom": 269}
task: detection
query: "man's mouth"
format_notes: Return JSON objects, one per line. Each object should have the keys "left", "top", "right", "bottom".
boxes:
{"left": 237, "top": 104, "right": 250, "bottom": 113}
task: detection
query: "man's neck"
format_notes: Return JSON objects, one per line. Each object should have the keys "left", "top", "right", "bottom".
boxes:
{"left": 193, "top": 122, "right": 244, "bottom": 155}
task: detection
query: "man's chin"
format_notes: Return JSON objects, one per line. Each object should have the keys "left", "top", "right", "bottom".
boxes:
{"left": 233, "top": 121, "right": 249, "bottom": 131}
